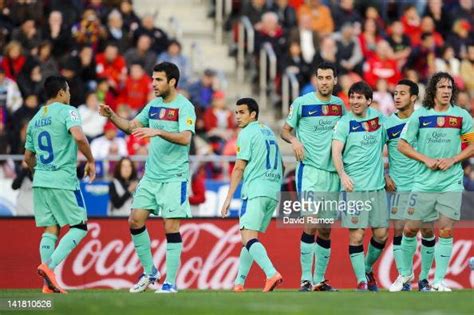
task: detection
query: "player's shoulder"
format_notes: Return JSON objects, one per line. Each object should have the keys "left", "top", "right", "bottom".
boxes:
{"left": 177, "top": 94, "right": 195, "bottom": 109}
{"left": 330, "top": 95, "right": 345, "bottom": 106}
{"left": 451, "top": 104, "right": 471, "bottom": 117}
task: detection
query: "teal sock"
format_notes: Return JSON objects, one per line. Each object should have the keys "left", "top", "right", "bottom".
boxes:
{"left": 164, "top": 233, "right": 183, "bottom": 286}
{"left": 349, "top": 245, "right": 366, "bottom": 283}
{"left": 131, "top": 227, "right": 155, "bottom": 275}
{"left": 40, "top": 233, "right": 58, "bottom": 263}
{"left": 401, "top": 235, "right": 417, "bottom": 277}
{"left": 313, "top": 237, "right": 331, "bottom": 284}
{"left": 393, "top": 236, "right": 404, "bottom": 274}
{"left": 235, "top": 247, "right": 253, "bottom": 285}
{"left": 247, "top": 239, "right": 277, "bottom": 278}
{"left": 48, "top": 227, "right": 87, "bottom": 269}
{"left": 300, "top": 232, "right": 315, "bottom": 282}
{"left": 434, "top": 237, "right": 453, "bottom": 285}
{"left": 419, "top": 236, "right": 435, "bottom": 281}
{"left": 365, "top": 237, "right": 385, "bottom": 273}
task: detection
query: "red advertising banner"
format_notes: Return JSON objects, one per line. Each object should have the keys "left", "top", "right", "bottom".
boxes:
{"left": 0, "top": 219, "right": 473, "bottom": 290}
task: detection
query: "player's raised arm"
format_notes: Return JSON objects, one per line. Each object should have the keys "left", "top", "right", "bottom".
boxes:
{"left": 281, "top": 123, "right": 304, "bottom": 161}
{"left": 221, "top": 159, "right": 247, "bottom": 218}
{"left": 99, "top": 103, "right": 143, "bottom": 135}
{"left": 70, "top": 126, "right": 96, "bottom": 182}
{"left": 133, "top": 128, "right": 192, "bottom": 145}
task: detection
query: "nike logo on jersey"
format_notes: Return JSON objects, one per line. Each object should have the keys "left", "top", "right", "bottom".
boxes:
{"left": 391, "top": 131, "right": 401, "bottom": 137}
{"left": 150, "top": 113, "right": 158, "bottom": 117}
{"left": 308, "top": 110, "right": 318, "bottom": 115}
{"left": 352, "top": 126, "right": 361, "bottom": 131}
{"left": 440, "top": 255, "right": 450, "bottom": 258}
{"left": 422, "top": 122, "right": 431, "bottom": 126}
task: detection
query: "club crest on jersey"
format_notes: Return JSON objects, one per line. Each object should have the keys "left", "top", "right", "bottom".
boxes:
{"left": 391, "top": 207, "right": 398, "bottom": 214}
{"left": 159, "top": 108, "right": 166, "bottom": 119}
{"left": 449, "top": 117, "right": 458, "bottom": 126}
{"left": 351, "top": 216, "right": 359, "bottom": 224}
{"left": 322, "top": 105, "right": 329, "bottom": 115}
{"left": 407, "top": 207, "right": 415, "bottom": 215}
{"left": 437, "top": 117, "right": 445, "bottom": 127}
{"left": 362, "top": 122, "right": 370, "bottom": 131}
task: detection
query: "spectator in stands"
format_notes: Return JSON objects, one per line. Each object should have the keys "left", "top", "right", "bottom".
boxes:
{"left": 188, "top": 69, "right": 218, "bottom": 110}
{"left": 96, "top": 78, "right": 117, "bottom": 110}
{"left": 457, "top": 90, "right": 472, "bottom": 111}
{"left": 1, "top": 41, "right": 26, "bottom": 81}
{"left": 37, "top": 41, "right": 59, "bottom": 79}
{"left": 387, "top": 20, "right": 411, "bottom": 68}
{"left": 16, "top": 60, "right": 45, "bottom": 103}
{"left": 358, "top": 18, "right": 383, "bottom": 61}
{"left": 60, "top": 57, "right": 87, "bottom": 107}
{"left": 11, "top": 160, "right": 33, "bottom": 216}
{"left": 313, "top": 35, "right": 337, "bottom": 65}
{"left": 297, "top": 0, "right": 334, "bottom": 36}
{"left": 79, "top": 92, "right": 107, "bottom": 141}
{"left": 332, "top": 0, "right": 362, "bottom": 31}
{"left": 272, "top": 0, "right": 297, "bottom": 31}
{"left": 424, "top": 0, "right": 450, "bottom": 38}
{"left": 133, "top": 14, "right": 169, "bottom": 55}
{"left": 86, "top": 0, "right": 109, "bottom": 23}
{"left": 189, "top": 166, "right": 206, "bottom": 216}
{"left": 11, "top": 19, "right": 41, "bottom": 53}
{"left": 91, "top": 121, "right": 128, "bottom": 161}
{"left": 43, "top": 10, "right": 72, "bottom": 59}
{"left": 420, "top": 16, "right": 444, "bottom": 48}
{"left": 104, "top": 9, "right": 130, "bottom": 53}
{"left": 72, "top": 9, "right": 106, "bottom": 52}
{"left": 121, "top": 62, "right": 152, "bottom": 114}
{"left": 9, "top": 0, "right": 43, "bottom": 26}
{"left": 364, "top": 6, "right": 385, "bottom": 35}
{"left": 334, "top": 22, "right": 363, "bottom": 75}
{"left": 76, "top": 45, "right": 97, "bottom": 90}
{"left": 280, "top": 41, "right": 313, "bottom": 88}
{"left": 254, "top": 11, "right": 286, "bottom": 59}
{"left": 8, "top": 95, "right": 38, "bottom": 154}
{"left": 407, "top": 32, "right": 436, "bottom": 83}
{"left": 401, "top": 5, "right": 422, "bottom": 47}
{"left": 204, "top": 91, "right": 235, "bottom": 145}
{"left": 446, "top": 19, "right": 473, "bottom": 59}
{"left": 108, "top": 157, "right": 138, "bottom": 216}
{"left": 336, "top": 73, "right": 352, "bottom": 110}
{"left": 435, "top": 45, "right": 461, "bottom": 77}
{"left": 363, "top": 40, "right": 401, "bottom": 90}
{"left": 449, "top": 0, "right": 474, "bottom": 29}
{"left": 158, "top": 39, "right": 191, "bottom": 88}
{"left": 373, "top": 79, "right": 395, "bottom": 115}
{"left": 0, "top": 65, "right": 23, "bottom": 115}
{"left": 124, "top": 34, "right": 157, "bottom": 75}
{"left": 119, "top": 0, "right": 141, "bottom": 33}
{"left": 242, "top": 0, "right": 270, "bottom": 27}
{"left": 96, "top": 42, "right": 128, "bottom": 92}
{"left": 463, "top": 160, "right": 474, "bottom": 191}
{"left": 460, "top": 42, "right": 474, "bottom": 97}
{"left": 288, "top": 13, "right": 320, "bottom": 65}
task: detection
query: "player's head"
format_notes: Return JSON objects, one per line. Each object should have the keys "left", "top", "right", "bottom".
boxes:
{"left": 235, "top": 97, "right": 259, "bottom": 128}
{"left": 423, "top": 72, "right": 457, "bottom": 109}
{"left": 394, "top": 79, "right": 418, "bottom": 111}
{"left": 314, "top": 61, "right": 337, "bottom": 97}
{"left": 44, "top": 75, "right": 70, "bottom": 104}
{"left": 348, "top": 81, "right": 372, "bottom": 116}
{"left": 152, "top": 62, "right": 180, "bottom": 98}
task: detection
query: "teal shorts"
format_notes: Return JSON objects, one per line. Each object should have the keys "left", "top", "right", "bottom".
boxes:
{"left": 341, "top": 189, "right": 389, "bottom": 229}
{"left": 240, "top": 197, "right": 278, "bottom": 232}
{"left": 33, "top": 187, "right": 87, "bottom": 227}
{"left": 389, "top": 192, "right": 439, "bottom": 222}
{"left": 131, "top": 177, "right": 191, "bottom": 219}
{"left": 296, "top": 163, "right": 340, "bottom": 220}
{"left": 405, "top": 192, "right": 461, "bottom": 221}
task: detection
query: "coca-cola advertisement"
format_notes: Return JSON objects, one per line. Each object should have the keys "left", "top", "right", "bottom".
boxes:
{"left": 0, "top": 219, "right": 472, "bottom": 289}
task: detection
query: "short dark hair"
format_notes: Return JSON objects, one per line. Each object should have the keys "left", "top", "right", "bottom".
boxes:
{"left": 315, "top": 61, "right": 337, "bottom": 77}
{"left": 397, "top": 79, "right": 419, "bottom": 96}
{"left": 236, "top": 97, "right": 259, "bottom": 119}
{"left": 44, "top": 75, "right": 68, "bottom": 99}
{"left": 423, "top": 72, "right": 457, "bottom": 109}
{"left": 153, "top": 62, "right": 180, "bottom": 87}
{"left": 348, "top": 81, "right": 372, "bottom": 100}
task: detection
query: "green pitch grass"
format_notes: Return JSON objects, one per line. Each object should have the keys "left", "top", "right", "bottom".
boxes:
{"left": 1, "top": 289, "right": 473, "bottom": 315}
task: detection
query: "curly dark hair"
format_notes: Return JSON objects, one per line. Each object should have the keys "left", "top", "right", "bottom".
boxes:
{"left": 422, "top": 72, "right": 458, "bottom": 109}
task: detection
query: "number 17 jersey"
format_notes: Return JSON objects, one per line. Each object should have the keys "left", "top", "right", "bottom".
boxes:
{"left": 25, "top": 103, "right": 82, "bottom": 190}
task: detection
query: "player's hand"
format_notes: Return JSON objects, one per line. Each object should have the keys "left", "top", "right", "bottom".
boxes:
{"left": 132, "top": 128, "right": 160, "bottom": 139}
{"left": 424, "top": 158, "right": 439, "bottom": 170}
{"left": 84, "top": 161, "right": 96, "bottom": 183}
{"left": 341, "top": 172, "right": 354, "bottom": 192}
{"left": 385, "top": 174, "right": 396, "bottom": 192}
{"left": 220, "top": 198, "right": 231, "bottom": 218}
{"left": 99, "top": 103, "right": 114, "bottom": 118}
{"left": 438, "top": 158, "right": 456, "bottom": 171}
{"left": 291, "top": 139, "right": 305, "bottom": 161}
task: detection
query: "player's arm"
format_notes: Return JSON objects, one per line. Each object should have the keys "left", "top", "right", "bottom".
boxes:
{"left": 221, "top": 159, "right": 247, "bottom": 217}
{"left": 132, "top": 128, "right": 192, "bottom": 145}
{"left": 70, "top": 126, "right": 96, "bottom": 182}
{"left": 99, "top": 103, "right": 143, "bottom": 134}
{"left": 398, "top": 139, "right": 438, "bottom": 170}
{"left": 24, "top": 150, "right": 36, "bottom": 173}
{"left": 331, "top": 139, "right": 354, "bottom": 192}
{"left": 281, "top": 123, "right": 304, "bottom": 161}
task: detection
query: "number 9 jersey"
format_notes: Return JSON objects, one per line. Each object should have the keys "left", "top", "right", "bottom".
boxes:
{"left": 25, "top": 103, "right": 82, "bottom": 190}
{"left": 237, "top": 121, "right": 283, "bottom": 201}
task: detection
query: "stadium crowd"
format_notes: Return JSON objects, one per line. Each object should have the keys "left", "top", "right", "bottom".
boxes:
{"left": 0, "top": 0, "right": 474, "bottom": 215}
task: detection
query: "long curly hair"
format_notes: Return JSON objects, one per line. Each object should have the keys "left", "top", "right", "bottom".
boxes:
{"left": 422, "top": 72, "right": 458, "bottom": 109}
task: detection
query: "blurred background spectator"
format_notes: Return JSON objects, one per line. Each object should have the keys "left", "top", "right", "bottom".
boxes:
{"left": 108, "top": 157, "right": 137, "bottom": 216}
